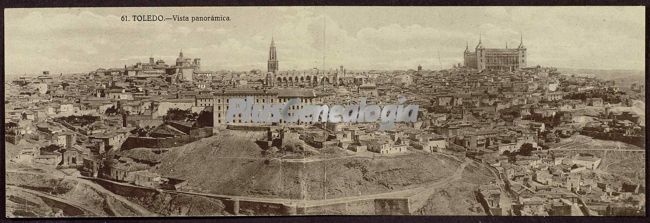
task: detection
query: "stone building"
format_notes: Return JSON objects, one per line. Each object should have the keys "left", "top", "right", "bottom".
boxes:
{"left": 262, "top": 38, "right": 364, "bottom": 88}
{"left": 211, "top": 88, "right": 321, "bottom": 128}
{"left": 464, "top": 35, "right": 527, "bottom": 72}
{"left": 175, "top": 50, "right": 200, "bottom": 82}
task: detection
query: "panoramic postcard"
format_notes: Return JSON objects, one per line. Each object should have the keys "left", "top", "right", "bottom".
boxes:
{"left": 4, "top": 6, "right": 646, "bottom": 217}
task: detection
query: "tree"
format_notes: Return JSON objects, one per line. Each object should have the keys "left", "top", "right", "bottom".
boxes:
{"left": 105, "top": 106, "right": 119, "bottom": 116}
{"left": 5, "top": 122, "right": 18, "bottom": 135}
{"left": 188, "top": 112, "right": 199, "bottom": 121}
{"left": 519, "top": 143, "right": 535, "bottom": 156}
{"left": 508, "top": 153, "right": 517, "bottom": 164}
{"left": 5, "top": 122, "right": 18, "bottom": 129}
{"left": 164, "top": 108, "right": 193, "bottom": 121}
{"left": 130, "top": 127, "right": 151, "bottom": 137}
{"left": 540, "top": 144, "right": 550, "bottom": 150}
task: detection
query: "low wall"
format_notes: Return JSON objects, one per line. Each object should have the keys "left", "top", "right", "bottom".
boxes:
{"left": 90, "top": 178, "right": 301, "bottom": 216}
{"left": 121, "top": 136, "right": 194, "bottom": 149}
{"left": 374, "top": 198, "right": 410, "bottom": 215}
{"left": 299, "top": 203, "right": 348, "bottom": 215}
{"left": 6, "top": 134, "right": 21, "bottom": 144}
{"left": 238, "top": 200, "right": 286, "bottom": 216}
{"left": 88, "top": 177, "right": 416, "bottom": 215}
{"left": 345, "top": 199, "right": 376, "bottom": 215}
{"left": 189, "top": 127, "right": 213, "bottom": 138}
{"left": 121, "top": 127, "right": 213, "bottom": 150}
{"left": 226, "top": 125, "right": 271, "bottom": 131}
{"left": 296, "top": 198, "right": 411, "bottom": 215}
{"left": 126, "top": 115, "right": 163, "bottom": 128}
{"left": 580, "top": 130, "right": 645, "bottom": 147}
{"left": 91, "top": 178, "right": 228, "bottom": 216}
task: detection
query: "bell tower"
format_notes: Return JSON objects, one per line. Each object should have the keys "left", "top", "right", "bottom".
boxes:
{"left": 267, "top": 37, "right": 279, "bottom": 74}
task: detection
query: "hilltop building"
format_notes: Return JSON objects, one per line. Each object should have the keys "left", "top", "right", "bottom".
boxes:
{"left": 175, "top": 50, "right": 201, "bottom": 82}
{"left": 464, "top": 35, "right": 527, "bottom": 72}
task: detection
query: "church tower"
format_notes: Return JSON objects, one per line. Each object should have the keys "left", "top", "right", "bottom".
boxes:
{"left": 517, "top": 34, "right": 527, "bottom": 68}
{"left": 265, "top": 72, "right": 274, "bottom": 88}
{"left": 268, "top": 37, "right": 279, "bottom": 74}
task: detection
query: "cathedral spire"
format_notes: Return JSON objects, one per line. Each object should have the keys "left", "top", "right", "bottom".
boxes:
{"left": 269, "top": 38, "right": 277, "bottom": 60}
{"left": 268, "top": 37, "right": 278, "bottom": 73}
{"left": 518, "top": 33, "right": 525, "bottom": 49}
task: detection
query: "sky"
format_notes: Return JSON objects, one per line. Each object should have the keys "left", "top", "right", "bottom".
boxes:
{"left": 4, "top": 6, "right": 645, "bottom": 75}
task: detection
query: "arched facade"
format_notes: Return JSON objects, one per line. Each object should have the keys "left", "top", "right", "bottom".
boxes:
{"left": 272, "top": 70, "right": 337, "bottom": 87}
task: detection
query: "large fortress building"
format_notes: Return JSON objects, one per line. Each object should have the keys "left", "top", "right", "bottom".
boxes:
{"left": 464, "top": 35, "right": 527, "bottom": 72}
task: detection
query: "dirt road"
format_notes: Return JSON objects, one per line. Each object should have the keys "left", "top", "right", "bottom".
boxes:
{"left": 6, "top": 169, "right": 158, "bottom": 216}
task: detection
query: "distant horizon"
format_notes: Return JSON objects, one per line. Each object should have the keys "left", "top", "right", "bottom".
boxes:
{"left": 5, "top": 65, "right": 644, "bottom": 79}
{"left": 5, "top": 7, "right": 645, "bottom": 75}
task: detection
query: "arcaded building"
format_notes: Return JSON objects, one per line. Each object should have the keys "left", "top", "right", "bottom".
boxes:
{"left": 263, "top": 37, "right": 367, "bottom": 88}
{"left": 464, "top": 36, "right": 527, "bottom": 72}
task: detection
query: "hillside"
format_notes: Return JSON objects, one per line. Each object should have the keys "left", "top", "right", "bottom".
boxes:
{"left": 152, "top": 130, "right": 462, "bottom": 200}
{"left": 414, "top": 161, "right": 495, "bottom": 215}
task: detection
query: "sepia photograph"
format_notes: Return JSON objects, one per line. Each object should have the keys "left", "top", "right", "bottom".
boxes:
{"left": 3, "top": 5, "right": 646, "bottom": 218}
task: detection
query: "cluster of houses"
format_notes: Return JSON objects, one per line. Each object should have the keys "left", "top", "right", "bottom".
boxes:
{"left": 290, "top": 122, "right": 447, "bottom": 155}
{"left": 4, "top": 50, "right": 645, "bottom": 217}
{"left": 475, "top": 148, "right": 645, "bottom": 216}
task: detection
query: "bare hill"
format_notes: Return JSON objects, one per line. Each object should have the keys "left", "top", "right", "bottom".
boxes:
{"left": 153, "top": 131, "right": 462, "bottom": 200}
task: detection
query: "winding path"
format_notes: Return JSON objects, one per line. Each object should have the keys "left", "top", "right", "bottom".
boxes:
{"left": 6, "top": 169, "right": 158, "bottom": 216}
{"left": 7, "top": 185, "right": 100, "bottom": 216}
{"left": 172, "top": 157, "right": 472, "bottom": 208}
{"left": 85, "top": 156, "right": 471, "bottom": 210}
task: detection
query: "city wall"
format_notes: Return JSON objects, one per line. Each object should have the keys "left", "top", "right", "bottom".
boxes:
{"left": 226, "top": 125, "right": 271, "bottom": 131}
{"left": 121, "top": 127, "right": 213, "bottom": 150}
{"left": 125, "top": 115, "right": 163, "bottom": 128}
